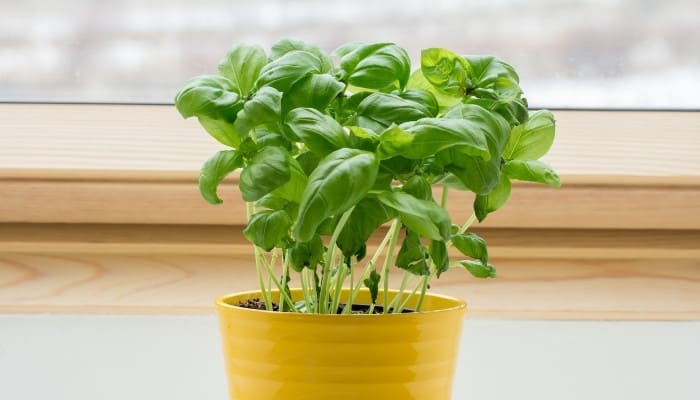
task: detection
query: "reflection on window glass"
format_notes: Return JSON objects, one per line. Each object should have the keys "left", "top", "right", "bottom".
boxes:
{"left": 1, "top": 0, "right": 698, "bottom": 108}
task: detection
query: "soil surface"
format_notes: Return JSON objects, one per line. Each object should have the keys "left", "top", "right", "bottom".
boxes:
{"left": 238, "top": 298, "right": 413, "bottom": 314}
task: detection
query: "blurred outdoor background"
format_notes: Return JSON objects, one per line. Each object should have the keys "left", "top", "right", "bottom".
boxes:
{"left": 0, "top": 0, "right": 698, "bottom": 108}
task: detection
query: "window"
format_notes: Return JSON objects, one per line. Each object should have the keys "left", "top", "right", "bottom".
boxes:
{"left": 2, "top": 0, "right": 698, "bottom": 108}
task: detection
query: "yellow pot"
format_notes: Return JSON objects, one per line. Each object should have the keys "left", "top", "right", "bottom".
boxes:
{"left": 215, "top": 289, "right": 466, "bottom": 400}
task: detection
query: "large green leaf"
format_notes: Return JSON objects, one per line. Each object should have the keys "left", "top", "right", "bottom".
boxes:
{"left": 503, "top": 110, "right": 556, "bottom": 160}
{"left": 234, "top": 86, "right": 283, "bottom": 135}
{"left": 474, "top": 173, "right": 512, "bottom": 222}
{"left": 198, "top": 150, "right": 243, "bottom": 204}
{"left": 376, "top": 191, "right": 451, "bottom": 241}
{"left": 273, "top": 156, "right": 308, "bottom": 203}
{"left": 462, "top": 55, "right": 527, "bottom": 126}
{"left": 218, "top": 44, "right": 267, "bottom": 97}
{"left": 503, "top": 159, "right": 561, "bottom": 188}
{"left": 293, "top": 149, "right": 379, "bottom": 242}
{"left": 337, "top": 197, "right": 395, "bottom": 259}
{"left": 255, "top": 50, "right": 324, "bottom": 92}
{"left": 336, "top": 42, "right": 411, "bottom": 90}
{"left": 281, "top": 73, "right": 345, "bottom": 114}
{"left": 239, "top": 146, "right": 291, "bottom": 202}
{"left": 197, "top": 117, "right": 241, "bottom": 148}
{"left": 452, "top": 233, "right": 488, "bottom": 265}
{"left": 356, "top": 92, "right": 435, "bottom": 132}
{"left": 270, "top": 38, "right": 333, "bottom": 73}
{"left": 243, "top": 210, "right": 292, "bottom": 251}
{"left": 284, "top": 108, "right": 349, "bottom": 155}
{"left": 396, "top": 89, "right": 439, "bottom": 117}
{"left": 420, "top": 48, "right": 471, "bottom": 97}
{"left": 406, "top": 69, "right": 461, "bottom": 112}
{"left": 439, "top": 104, "right": 512, "bottom": 195}
{"left": 175, "top": 75, "right": 243, "bottom": 122}
{"left": 385, "top": 118, "right": 492, "bottom": 160}
{"left": 396, "top": 230, "right": 430, "bottom": 276}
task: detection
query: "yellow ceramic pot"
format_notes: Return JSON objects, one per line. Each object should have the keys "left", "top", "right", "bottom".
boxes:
{"left": 215, "top": 289, "right": 466, "bottom": 400}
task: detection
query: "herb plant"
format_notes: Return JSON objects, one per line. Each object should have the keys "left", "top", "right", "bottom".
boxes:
{"left": 175, "top": 39, "right": 560, "bottom": 314}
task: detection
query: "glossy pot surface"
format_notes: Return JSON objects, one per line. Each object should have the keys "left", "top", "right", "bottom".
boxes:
{"left": 215, "top": 289, "right": 466, "bottom": 400}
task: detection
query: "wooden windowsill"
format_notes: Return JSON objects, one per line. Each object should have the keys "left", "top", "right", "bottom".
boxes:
{"left": 0, "top": 104, "right": 698, "bottom": 319}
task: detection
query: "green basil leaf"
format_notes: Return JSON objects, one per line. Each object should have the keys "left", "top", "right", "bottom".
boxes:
{"left": 218, "top": 44, "right": 267, "bottom": 97}
{"left": 270, "top": 38, "right": 333, "bottom": 73}
{"left": 406, "top": 69, "right": 462, "bottom": 111}
{"left": 234, "top": 86, "right": 283, "bottom": 135}
{"left": 239, "top": 146, "right": 292, "bottom": 202}
{"left": 377, "top": 191, "right": 451, "bottom": 241}
{"left": 273, "top": 155, "right": 308, "bottom": 203}
{"left": 284, "top": 108, "right": 349, "bottom": 155}
{"left": 255, "top": 50, "right": 324, "bottom": 92}
{"left": 254, "top": 128, "right": 292, "bottom": 151}
{"left": 452, "top": 233, "right": 488, "bottom": 265}
{"left": 282, "top": 73, "right": 345, "bottom": 114}
{"left": 440, "top": 104, "right": 512, "bottom": 194}
{"left": 337, "top": 42, "right": 411, "bottom": 90}
{"left": 295, "top": 151, "right": 322, "bottom": 176}
{"left": 420, "top": 48, "right": 471, "bottom": 97}
{"left": 175, "top": 75, "right": 243, "bottom": 122}
{"left": 460, "top": 260, "right": 496, "bottom": 279}
{"left": 463, "top": 55, "right": 520, "bottom": 88}
{"left": 474, "top": 173, "right": 511, "bottom": 222}
{"left": 376, "top": 125, "right": 414, "bottom": 160}
{"left": 197, "top": 117, "right": 241, "bottom": 148}
{"left": 393, "top": 118, "right": 492, "bottom": 160}
{"left": 347, "top": 126, "right": 379, "bottom": 152}
{"left": 243, "top": 210, "right": 292, "bottom": 251}
{"left": 289, "top": 235, "right": 324, "bottom": 272}
{"left": 198, "top": 150, "right": 243, "bottom": 204}
{"left": 429, "top": 240, "right": 449, "bottom": 277}
{"left": 255, "top": 194, "right": 289, "bottom": 211}
{"left": 356, "top": 92, "right": 435, "bottom": 132}
{"left": 503, "top": 159, "right": 561, "bottom": 188}
{"left": 363, "top": 270, "right": 381, "bottom": 305}
{"left": 396, "top": 89, "right": 439, "bottom": 117}
{"left": 402, "top": 175, "right": 433, "bottom": 201}
{"left": 396, "top": 230, "right": 430, "bottom": 276}
{"left": 337, "top": 197, "right": 395, "bottom": 259}
{"left": 463, "top": 55, "right": 527, "bottom": 125}
{"left": 503, "top": 110, "right": 556, "bottom": 160}
{"left": 293, "top": 149, "right": 379, "bottom": 242}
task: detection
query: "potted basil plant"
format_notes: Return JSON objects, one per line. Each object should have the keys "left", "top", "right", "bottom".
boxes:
{"left": 175, "top": 39, "right": 559, "bottom": 400}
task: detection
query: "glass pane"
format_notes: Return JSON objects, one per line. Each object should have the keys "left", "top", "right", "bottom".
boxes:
{"left": 1, "top": 0, "right": 698, "bottom": 108}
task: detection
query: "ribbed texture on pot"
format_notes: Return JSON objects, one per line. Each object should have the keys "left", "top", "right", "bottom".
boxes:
{"left": 216, "top": 289, "right": 466, "bottom": 400}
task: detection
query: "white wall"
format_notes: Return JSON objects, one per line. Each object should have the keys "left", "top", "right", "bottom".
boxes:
{"left": 1, "top": 315, "right": 698, "bottom": 400}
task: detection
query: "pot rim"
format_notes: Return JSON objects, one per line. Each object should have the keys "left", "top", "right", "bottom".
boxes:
{"left": 215, "top": 288, "right": 466, "bottom": 317}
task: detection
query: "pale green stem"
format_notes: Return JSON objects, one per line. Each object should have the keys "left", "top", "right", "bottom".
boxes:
{"left": 329, "top": 256, "right": 348, "bottom": 314}
{"left": 414, "top": 276, "right": 430, "bottom": 312}
{"left": 343, "top": 224, "right": 395, "bottom": 314}
{"left": 318, "top": 207, "right": 355, "bottom": 314}
{"left": 381, "top": 219, "right": 402, "bottom": 314}
{"left": 246, "top": 202, "right": 272, "bottom": 310}
{"left": 396, "top": 274, "right": 425, "bottom": 313}
{"left": 388, "top": 270, "right": 412, "bottom": 312}
{"left": 259, "top": 249, "right": 296, "bottom": 311}
{"left": 441, "top": 185, "right": 449, "bottom": 208}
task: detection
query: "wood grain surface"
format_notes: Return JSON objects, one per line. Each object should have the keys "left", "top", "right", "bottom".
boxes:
{"left": 1, "top": 105, "right": 699, "bottom": 174}
{"left": 0, "top": 224, "right": 698, "bottom": 319}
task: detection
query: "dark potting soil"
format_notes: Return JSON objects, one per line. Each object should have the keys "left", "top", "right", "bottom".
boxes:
{"left": 237, "top": 298, "right": 414, "bottom": 314}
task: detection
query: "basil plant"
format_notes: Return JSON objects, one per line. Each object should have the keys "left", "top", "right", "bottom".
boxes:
{"left": 175, "top": 39, "right": 559, "bottom": 314}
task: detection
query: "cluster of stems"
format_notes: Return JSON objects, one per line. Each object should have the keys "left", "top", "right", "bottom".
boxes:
{"left": 246, "top": 186, "right": 475, "bottom": 314}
